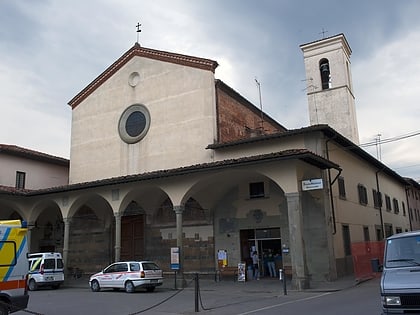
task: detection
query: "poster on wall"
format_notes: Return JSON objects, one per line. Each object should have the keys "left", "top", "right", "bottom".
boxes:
{"left": 217, "top": 249, "right": 227, "bottom": 267}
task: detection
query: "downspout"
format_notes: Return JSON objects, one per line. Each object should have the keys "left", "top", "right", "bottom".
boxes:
{"left": 325, "top": 137, "right": 341, "bottom": 235}
{"left": 375, "top": 170, "right": 385, "bottom": 239}
{"left": 405, "top": 187, "right": 413, "bottom": 231}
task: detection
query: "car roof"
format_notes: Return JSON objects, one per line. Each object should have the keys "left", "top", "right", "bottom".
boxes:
{"left": 387, "top": 231, "right": 420, "bottom": 240}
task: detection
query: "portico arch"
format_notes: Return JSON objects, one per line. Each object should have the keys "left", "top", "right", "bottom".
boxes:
{"left": 67, "top": 193, "right": 114, "bottom": 273}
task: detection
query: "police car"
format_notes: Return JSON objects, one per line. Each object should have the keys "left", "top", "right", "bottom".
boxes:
{"left": 27, "top": 252, "right": 64, "bottom": 290}
{"left": 89, "top": 261, "right": 163, "bottom": 293}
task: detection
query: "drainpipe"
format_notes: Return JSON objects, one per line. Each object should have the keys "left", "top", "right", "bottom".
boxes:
{"left": 375, "top": 170, "right": 385, "bottom": 240}
{"left": 325, "top": 138, "right": 341, "bottom": 235}
{"left": 405, "top": 187, "right": 413, "bottom": 231}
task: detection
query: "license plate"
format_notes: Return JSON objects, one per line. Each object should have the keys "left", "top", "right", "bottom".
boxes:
{"left": 45, "top": 276, "right": 54, "bottom": 281}
{"left": 150, "top": 279, "right": 158, "bottom": 283}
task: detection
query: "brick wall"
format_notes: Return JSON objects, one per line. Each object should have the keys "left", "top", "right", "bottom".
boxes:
{"left": 216, "top": 81, "right": 285, "bottom": 143}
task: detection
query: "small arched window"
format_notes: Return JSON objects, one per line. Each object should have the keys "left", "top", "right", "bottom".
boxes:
{"left": 319, "top": 58, "right": 331, "bottom": 90}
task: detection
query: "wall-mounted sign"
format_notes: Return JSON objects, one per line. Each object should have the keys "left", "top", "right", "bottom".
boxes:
{"left": 302, "top": 178, "right": 323, "bottom": 191}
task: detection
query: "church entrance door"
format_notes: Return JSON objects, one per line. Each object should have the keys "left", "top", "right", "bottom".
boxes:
{"left": 121, "top": 214, "right": 145, "bottom": 261}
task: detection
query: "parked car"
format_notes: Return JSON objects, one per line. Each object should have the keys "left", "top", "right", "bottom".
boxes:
{"left": 89, "top": 261, "right": 163, "bottom": 293}
{"left": 27, "top": 252, "right": 64, "bottom": 291}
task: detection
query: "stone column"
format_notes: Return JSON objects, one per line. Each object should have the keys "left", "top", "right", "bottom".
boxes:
{"left": 174, "top": 205, "right": 186, "bottom": 287}
{"left": 26, "top": 221, "right": 35, "bottom": 253}
{"left": 114, "top": 212, "right": 122, "bottom": 262}
{"left": 286, "top": 192, "right": 309, "bottom": 290}
{"left": 63, "top": 217, "right": 71, "bottom": 271}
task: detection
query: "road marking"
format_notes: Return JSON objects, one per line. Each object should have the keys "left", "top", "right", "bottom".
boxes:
{"left": 236, "top": 292, "right": 333, "bottom": 314}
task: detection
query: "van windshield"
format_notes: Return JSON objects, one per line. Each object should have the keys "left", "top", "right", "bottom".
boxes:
{"left": 386, "top": 235, "right": 420, "bottom": 268}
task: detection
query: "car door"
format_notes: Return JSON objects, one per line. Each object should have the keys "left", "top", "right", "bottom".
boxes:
{"left": 112, "top": 263, "right": 128, "bottom": 288}
{"left": 101, "top": 264, "right": 118, "bottom": 288}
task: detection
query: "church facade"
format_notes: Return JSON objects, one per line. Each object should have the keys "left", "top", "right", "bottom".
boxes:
{"left": 0, "top": 34, "right": 415, "bottom": 290}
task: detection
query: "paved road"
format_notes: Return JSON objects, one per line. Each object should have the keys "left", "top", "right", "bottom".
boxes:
{"left": 15, "top": 277, "right": 382, "bottom": 315}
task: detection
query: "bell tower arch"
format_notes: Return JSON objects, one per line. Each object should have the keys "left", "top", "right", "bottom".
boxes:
{"left": 300, "top": 33, "right": 359, "bottom": 144}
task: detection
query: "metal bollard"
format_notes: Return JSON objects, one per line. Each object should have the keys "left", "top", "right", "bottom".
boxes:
{"left": 279, "top": 269, "right": 287, "bottom": 295}
{"left": 195, "top": 273, "right": 199, "bottom": 312}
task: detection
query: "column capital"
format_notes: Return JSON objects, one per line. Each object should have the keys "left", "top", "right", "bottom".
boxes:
{"left": 173, "top": 205, "right": 185, "bottom": 214}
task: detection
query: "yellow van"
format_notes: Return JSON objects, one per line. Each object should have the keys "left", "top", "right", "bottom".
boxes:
{"left": 0, "top": 220, "right": 29, "bottom": 315}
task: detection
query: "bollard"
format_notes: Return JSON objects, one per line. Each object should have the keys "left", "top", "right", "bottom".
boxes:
{"left": 195, "top": 273, "right": 199, "bottom": 312}
{"left": 279, "top": 269, "right": 287, "bottom": 295}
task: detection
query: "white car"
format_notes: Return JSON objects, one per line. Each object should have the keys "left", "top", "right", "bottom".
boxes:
{"left": 89, "top": 261, "right": 163, "bottom": 293}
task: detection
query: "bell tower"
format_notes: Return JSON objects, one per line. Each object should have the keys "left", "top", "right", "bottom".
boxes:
{"left": 300, "top": 33, "right": 359, "bottom": 144}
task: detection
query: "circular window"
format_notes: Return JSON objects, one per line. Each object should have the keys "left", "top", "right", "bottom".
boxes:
{"left": 118, "top": 104, "right": 150, "bottom": 144}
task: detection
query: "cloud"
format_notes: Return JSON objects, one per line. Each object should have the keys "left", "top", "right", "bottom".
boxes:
{"left": 354, "top": 29, "right": 420, "bottom": 179}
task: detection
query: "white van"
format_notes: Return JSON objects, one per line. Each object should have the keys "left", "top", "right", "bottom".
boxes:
{"left": 27, "top": 252, "right": 64, "bottom": 290}
{"left": 376, "top": 231, "right": 420, "bottom": 314}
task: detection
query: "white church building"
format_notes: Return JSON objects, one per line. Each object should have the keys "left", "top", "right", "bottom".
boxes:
{"left": 0, "top": 33, "right": 416, "bottom": 290}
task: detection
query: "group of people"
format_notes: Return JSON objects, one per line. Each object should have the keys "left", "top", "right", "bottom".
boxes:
{"left": 250, "top": 249, "right": 281, "bottom": 280}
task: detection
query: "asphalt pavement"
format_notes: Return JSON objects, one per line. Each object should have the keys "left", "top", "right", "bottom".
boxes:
{"left": 65, "top": 272, "right": 366, "bottom": 295}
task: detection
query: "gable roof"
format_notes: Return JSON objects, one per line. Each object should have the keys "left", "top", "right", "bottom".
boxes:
{"left": 0, "top": 144, "right": 69, "bottom": 167}
{"left": 68, "top": 43, "right": 219, "bottom": 109}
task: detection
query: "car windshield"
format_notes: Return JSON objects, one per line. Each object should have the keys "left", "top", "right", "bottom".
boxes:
{"left": 385, "top": 235, "right": 420, "bottom": 268}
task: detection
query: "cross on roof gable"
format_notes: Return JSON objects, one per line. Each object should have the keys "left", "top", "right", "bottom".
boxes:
{"left": 68, "top": 43, "right": 219, "bottom": 109}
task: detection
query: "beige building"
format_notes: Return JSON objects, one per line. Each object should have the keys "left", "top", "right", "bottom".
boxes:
{"left": 0, "top": 34, "right": 415, "bottom": 289}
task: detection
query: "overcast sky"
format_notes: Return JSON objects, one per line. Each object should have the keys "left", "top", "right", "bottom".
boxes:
{"left": 1, "top": 0, "right": 420, "bottom": 180}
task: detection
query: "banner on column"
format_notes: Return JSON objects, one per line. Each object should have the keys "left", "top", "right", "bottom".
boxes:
{"left": 170, "top": 247, "right": 180, "bottom": 270}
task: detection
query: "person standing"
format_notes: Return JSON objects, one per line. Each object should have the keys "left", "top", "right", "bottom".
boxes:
{"left": 252, "top": 251, "right": 260, "bottom": 280}
{"left": 267, "top": 249, "right": 276, "bottom": 278}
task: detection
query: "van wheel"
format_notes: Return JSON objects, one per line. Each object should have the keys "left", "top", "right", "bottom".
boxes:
{"left": 28, "top": 279, "right": 38, "bottom": 291}
{"left": 90, "top": 280, "right": 100, "bottom": 292}
{"left": 125, "top": 281, "right": 135, "bottom": 293}
{"left": 0, "top": 303, "right": 9, "bottom": 315}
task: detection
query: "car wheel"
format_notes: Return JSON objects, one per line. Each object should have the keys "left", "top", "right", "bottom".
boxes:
{"left": 125, "top": 281, "right": 135, "bottom": 293}
{"left": 146, "top": 286, "right": 155, "bottom": 292}
{"left": 0, "top": 302, "right": 9, "bottom": 315}
{"left": 28, "top": 279, "right": 38, "bottom": 291}
{"left": 90, "top": 280, "right": 101, "bottom": 292}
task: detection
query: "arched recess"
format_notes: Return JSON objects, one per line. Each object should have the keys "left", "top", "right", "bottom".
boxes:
{"left": 67, "top": 193, "right": 114, "bottom": 273}
{"left": 119, "top": 186, "right": 171, "bottom": 267}
{"left": 0, "top": 199, "right": 25, "bottom": 221}
{"left": 178, "top": 168, "right": 288, "bottom": 274}
{"left": 28, "top": 200, "right": 63, "bottom": 253}
{"left": 319, "top": 58, "right": 331, "bottom": 89}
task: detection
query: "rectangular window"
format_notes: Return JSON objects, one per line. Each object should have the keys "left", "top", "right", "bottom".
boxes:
{"left": 15, "top": 171, "right": 26, "bottom": 189}
{"left": 402, "top": 202, "right": 406, "bottom": 216}
{"left": 363, "top": 226, "right": 370, "bottom": 242}
{"left": 249, "top": 182, "right": 265, "bottom": 199}
{"left": 372, "top": 189, "right": 382, "bottom": 209}
{"left": 342, "top": 225, "right": 352, "bottom": 256}
{"left": 385, "top": 195, "right": 392, "bottom": 211}
{"left": 357, "top": 184, "right": 368, "bottom": 205}
{"left": 338, "top": 177, "right": 346, "bottom": 199}
{"left": 392, "top": 198, "right": 399, "bottom": 214}
{"left": 384, "top": 224, "right": 393, "bottom": 238}
{"left": 376, "top": 226, "right": 383, "bottom": 241}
